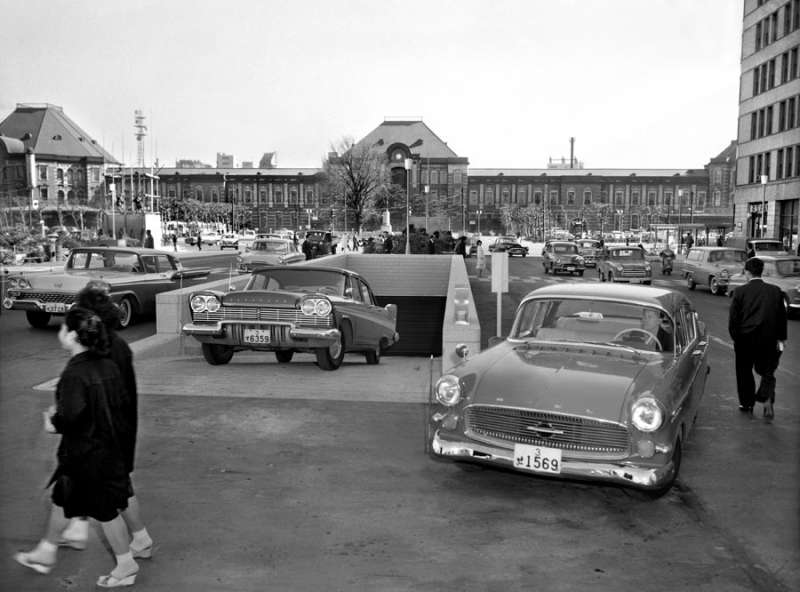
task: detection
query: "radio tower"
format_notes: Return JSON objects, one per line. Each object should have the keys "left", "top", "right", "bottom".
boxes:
{"left": 134, "top": 110, "right": 147, "bottom": 167}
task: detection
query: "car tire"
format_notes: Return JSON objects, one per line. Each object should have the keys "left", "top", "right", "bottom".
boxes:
{"left": 365, "top": 345, "right": 381, "bottom": 365}
{"left": 599, "top": 270, "right": 606, "bottom": 282}
{"left": 643, "top": 280, "right": 652, "bottom": 285}
{"left": 117, "top": 297, "right": 136, "bottom": 329}
{"left": 275, "top": 350, "right": 294, "bottom": 363}
{"left": 25, "top": 311, "right": 51, "bottom": 329}
{"left": 686, "top": 274, "right": 696, "bottom": 290}
{"left": 202, "top": 343, "right": 234, "bottom": 365}
{"left": 577, "top": 270, "right": 584, "bottom": 277}
{"left": 608, "top": 272, "right": 614, "bottom": 282}
{"left": 316, "top": 328, "right": 346, "bottom": 370}
{"left": 709, "top": 277, "right": 725, "bottom": 296}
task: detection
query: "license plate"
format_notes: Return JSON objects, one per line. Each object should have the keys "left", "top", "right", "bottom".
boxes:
{"left": 243, "top": 328, "right": 271, "bottom": 344}
{"left": 513, "top": 444, "right": 562, "bottom": 474}
{"left": 44, "top": 303, "right": 66, "bottom": 313}
{"left": 566, "top": 266, "right": 575, "bottom": 271}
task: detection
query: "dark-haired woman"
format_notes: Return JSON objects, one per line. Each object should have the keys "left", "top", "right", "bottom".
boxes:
{"left": 13, "top": 307, "right": 139, "bottom": 587}
{"left": 57, "top": 284, "right": 153, "bottom": 559}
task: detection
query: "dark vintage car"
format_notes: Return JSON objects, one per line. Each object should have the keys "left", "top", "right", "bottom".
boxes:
{"left": 2, "top": 247, "right": 211, "bottom": 328}
{"left": 727, "top": 255, "right": 800, "bottom": 315}
{"left": 598, "top": 246, "right": 652, "bottom": 284}
{"left": 428, "top": 283, "right": 709, "bottom": 496}
{"left": 575, "top": 239, "right": 602, "bottom": 267}
{"left": 683, "top": 246, "right": 748, "bottom": 295}
{"left": 542, "top": 241, "right": 585, "bottom": 275}
{"left": 237, "top": 238, "right": 305, "bottom": 272}
{"left": 490, "top": 240, "right": 528, "bottom": 257}
{"left": 182, "top": 266, "right": 399, "bottom": 370}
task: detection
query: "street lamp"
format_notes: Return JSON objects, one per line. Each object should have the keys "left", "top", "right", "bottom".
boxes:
{"left": 760, "top": 174, "right": 768, "bottom": 237}
{"left": 424, "top": 184, "right": 430, "bottom": 233}
{"left": 404, "top": 158, "right": 412, "bottom": 254}
{"left": 305, "top": 208, "right": 313, "bottom": 229}
{"left": 476, "top": 209, "right": 484, "bottom": 235}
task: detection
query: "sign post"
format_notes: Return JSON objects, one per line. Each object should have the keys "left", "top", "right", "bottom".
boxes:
{"left": 491, "top": 251, "right": 509, "bottom": 337}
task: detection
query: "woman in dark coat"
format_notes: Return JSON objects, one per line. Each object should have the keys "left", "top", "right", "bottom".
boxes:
{"left": 13, "top": 307, "right": 140, "bottom": 587}
{"left": 55, "top": 284, "right": 153, "bottom": 559}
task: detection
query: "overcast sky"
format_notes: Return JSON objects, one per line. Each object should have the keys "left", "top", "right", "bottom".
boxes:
{"left": 1, "top": 0, "right": 743, "bottom": 170}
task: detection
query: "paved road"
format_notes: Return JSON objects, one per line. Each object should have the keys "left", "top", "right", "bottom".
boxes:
{"left": 1, "top": 255, "right": 797, "bottom": 592}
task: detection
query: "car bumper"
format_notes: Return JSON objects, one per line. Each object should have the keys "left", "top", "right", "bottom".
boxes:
{"left": 609, "top": 276, "right": 652, "bottom": 284}
{"left": 2, "top": 297, "right": 71, "bottom": 315}
{"left": 431, "top": 430, "right": 675, "bottom": 491}
{"left": 182, "top": 321, "right": 341, "bottom": 349}
{"left": 553, "top": 264, "right": 585, "bottom": 272}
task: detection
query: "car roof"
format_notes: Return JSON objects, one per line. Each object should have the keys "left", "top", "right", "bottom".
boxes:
{"left": 690, "top": 246, "right": 746, "bottom": 251}
{"left": 250, "top": 264, "right": 363, "bottom": 280}
{"left": 71, "top": 246, "right": 175, "bottom": 257}
{"left": 521, "top": 283, "right": 687, "bottom": 314}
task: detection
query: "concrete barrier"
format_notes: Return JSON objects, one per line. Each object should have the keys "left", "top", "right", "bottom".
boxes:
{"left": 155, "top": 253, "right": 480, "bottom": 373}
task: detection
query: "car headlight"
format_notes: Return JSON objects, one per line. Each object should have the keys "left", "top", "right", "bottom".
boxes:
{"left": 190, "top": 294, "right": 221, "bottom": 313}
{"left": 434, "top": 374, "right": 462, "bottom": 406}
{"left": 9, "top": 277, "right": 31, "bottom": 289}
{"left": 301, "top": 297, "right": 332, "bottom": 316}
{"left": 631, "top": 397, "right": 664, "bottom": 432}
{"left": 575, "top": 256, "right": 584, "bottom": 263}
{"left": 645, "top": 263, "right": 652, "bottom": 271}
{"left": 719, "top": 269, "right": 729, "bottom": 278}
{"left": 554, "top": 257, "right": 561, "bottom": 264}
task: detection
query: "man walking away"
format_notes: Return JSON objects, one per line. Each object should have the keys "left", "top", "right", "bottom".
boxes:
{"left": 143, "top": 230, "right": 154, "bottom": 249}
{"left": 728, "top": 257, "right": 787, "bottom": 419}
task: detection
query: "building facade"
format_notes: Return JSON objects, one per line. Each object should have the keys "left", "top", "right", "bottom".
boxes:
{"left": 735, "top": 0, "right": 800, "bottom": 250}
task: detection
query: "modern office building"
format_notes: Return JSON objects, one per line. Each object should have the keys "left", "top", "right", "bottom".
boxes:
{"left": 735, "top": 0, "right": 800, "bottom": 249}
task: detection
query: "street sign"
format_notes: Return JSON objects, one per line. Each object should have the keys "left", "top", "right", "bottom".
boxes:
{"left": 31, "top": 199, "right": 39, "bottom": 208}
{"left": 491, "top": 251, "right": 509, "bottom": 337}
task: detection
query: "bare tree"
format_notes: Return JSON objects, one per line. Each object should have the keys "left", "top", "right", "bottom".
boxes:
{"left": 322, "top": 137, "right": 391, "bottom": 231}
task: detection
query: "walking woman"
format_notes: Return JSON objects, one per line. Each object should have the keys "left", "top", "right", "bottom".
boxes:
{"left": 55, "top": 284, "right": 153, "bottom": 559}
{"left": 14, "top": 307, "right": 139, "bottom": 587}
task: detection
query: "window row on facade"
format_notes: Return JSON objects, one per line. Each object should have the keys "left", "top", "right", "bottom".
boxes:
{"left": 164, "top": 183, "right": 324, "bottom": 208}
{"left": 747, "top": 143, "right": 800, "bottom": 182}
{"left": 751, "top": 43, "right": 799, "bottom": 96}
{"left": 749, "top": 92, "right": 799, "bottom": 138}
{"left": 35, "top": 164, "right": 102, "bottom": 184}
{"left": 463, "top": 185, "right": 716, "bottom": 211}
{"left": 754, "top": 0, "right": 800, "bottom": 51}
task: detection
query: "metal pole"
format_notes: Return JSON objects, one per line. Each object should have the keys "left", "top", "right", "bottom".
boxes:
{"left": 760, "top": 175, "right": 767, "bottom": 237}
{"left": 404, "top": 158, "right": 412, "bottom": 254}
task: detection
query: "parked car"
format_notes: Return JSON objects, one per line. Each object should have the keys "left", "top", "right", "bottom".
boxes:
{"left": 428, "top": 283, "right": 709, "bottom": 496}
{"left": 683, "top": 246, "right": 748, "bottom": 295}
{"left": 488, "top": 236, "right": 518, "bottom": 252}
{"left": 725, "top": 236, "right": 790, "bottom": 258}
{"left": 575, "top": 239, "right": 602, "bottom": 268}
{"left": 201, "top": 231, "right": 221, "bottom": 246}
{"left": 727, "top": 255, "right": 800, "bottom": 315}
{"left": 598, "top": 246, "right": 652, "bottom": 284}
{"left": 220, "top": 233, "right": 239, "bottom": 250}
{"left": 542, "top": 241, "right": 585, "bottom": 276}
{"left": 490, "top": 240, "right": 528, "bottom": 257}
{"left": 182, "top": 266, "right": 399, "bottom": 370}
{"left": 237, "top": 238, "right": 305, "bottom": 272}
{"left": 2, "top": 247, "right": 211, "bottom": 328}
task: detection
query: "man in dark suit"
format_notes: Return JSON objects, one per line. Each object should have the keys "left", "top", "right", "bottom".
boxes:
{"left": 728, "top": 257, "right": 787, "bottom": 418}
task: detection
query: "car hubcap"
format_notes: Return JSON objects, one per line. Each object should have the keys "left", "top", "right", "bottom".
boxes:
{"left": 329, "top": 335, "right": 342, "bottom": 359}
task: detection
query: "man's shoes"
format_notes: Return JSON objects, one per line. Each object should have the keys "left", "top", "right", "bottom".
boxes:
{"left": 763, "top": 400, "right": 775, "bottom": 419}
{"left": 738, "top": 405, "right": 754, "bottom": 414}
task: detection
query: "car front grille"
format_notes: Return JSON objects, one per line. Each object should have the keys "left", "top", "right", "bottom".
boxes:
{"left": 465, "top": 405, "right": 630, "bottom": 456}
{"left": 620, "top": 268, "right": 648, "bottom": 278}
{"left": 192, "top": 306, "right": 333, "bottom": 328}
{"left": 15, "top": 291, "right": 75, "bottom": 304}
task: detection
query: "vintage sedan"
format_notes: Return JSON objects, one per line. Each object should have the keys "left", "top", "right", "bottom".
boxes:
{"left": 542, "top": 241, "right": 585, "bottom": 275}
{"left": 237, "top": 238, "right": 305, "bottom": 272}
{"left": 428, "top": 283, "right": 709, "bottom": 496}
{"left": 727, "top": 255, "right": 800, "bottom": 316}
{"left": 219, "top": 233, "right": 239, "bottom": 250}
{"left": 182, "top": 266, "right": 399, "bottom": 370}
{"left": 2, "top": 247, "right": 211, "bottom": 328}
{"left": 490, "top": 240, "right": 528, "bottom": 257}
{"left": 576, "top": 239, "right": 602, "bottom": 267}
{"left": 683, "top": 247, "right": 748, "bottom": 295}
{"left": 598, "top": 246, "right": 652, "bottom": 284}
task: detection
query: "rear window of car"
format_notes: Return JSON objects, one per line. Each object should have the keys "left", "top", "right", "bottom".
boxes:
{"left": 708, "top": 250, "right": 747, "bottom": 263}
{"left": 553, "top": 244, "right": 577, "bottom": 254}
{"left": 609, "top": 249, "right": 643, "bottom": 260}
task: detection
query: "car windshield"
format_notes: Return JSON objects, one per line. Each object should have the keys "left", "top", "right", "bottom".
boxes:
{"left": 553, "top": 244, "right": 577, "bottom": 254}
{"left": 510, "top": 298, "right": 674, "bottom": 352}
{"left": 773, "top": 259, "right": 800, "bottom": 276}
{"left": 578, "top": 241, "right": 599, "bottom": 248}
{"left": 708, "top": 250, "right": 747, "bottom": 263}
{"left": 609, "top": 248, "right": 644, "bottom": 260}
{"left": 753, "top": 241, "right": 784, "bottom": 252}
{"left": 252, "top": 240, "right": 289, "bottom": 253}
{"left": 246, "top": 269, "right": 346, "bottom": 296}
{"left": 68, "top": 250, "right": 140, "bottom": 272}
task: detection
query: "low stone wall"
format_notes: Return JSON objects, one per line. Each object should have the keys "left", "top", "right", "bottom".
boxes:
{"left": 155, "top": 253, "right": 480, "bottom": 373}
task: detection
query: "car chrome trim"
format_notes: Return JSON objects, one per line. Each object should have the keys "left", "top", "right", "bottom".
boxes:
{"left": 432, "top": 431, "right": 673, "bottom": 489}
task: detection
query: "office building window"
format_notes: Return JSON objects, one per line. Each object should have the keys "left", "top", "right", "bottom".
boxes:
{"left": 583, "top": 190, "right": 592, "bottom": 205}
{"left": 38, "top": 165, "right": 47, "bottom": 181}
{"left": 788, "top": 96, "right": 797, "bottom": 128}
{"left": 431, "top": 170, "right": 439, "bottom": 185}
{"left": 749, "top": 155, "right": 756, "bottom": 184}
{"left": 600, "top": 190, "right": 608, "bottom": 204}
{"left": 697, "top": 191, "right": 706, "bottom": 210}
{"left": 567, "top": 190, "right": 575, "bottom": 205}
{"left": 549, "top": 190, "right": 558, "bottom": 205}
{"left": 614, "top": 190, "right": 624, "bottom": 205}
{"left": 289, "top": 189, "right": 298, "bottom": 205}
{"left": 40, "top": 187, "right": 48, "bottom": 200}
{"left": 756, "top": 21, "right": 763, "bottom": 50}
{"left": 517, "top": 188, "right": 527, "bottom": 204}
{"left": 786, "top": 146, "right": 794, "bottom": 177}
{"left": 648, "top": 191, "right": 656, "bottom": 205}
{"left": 765, "top": 152, "right": 772, "bottom": 178}
{"left": 778, "top": 148, "right": 785, "bottom": 178}
{"left": 533, "top": 191, "right": 542, "bottom": 205}
{"left": 631, "top": 191, "right": 640, "bottom": 206}
{"left": 753, "top": 65, "right": 760, "bottom": 95}
{"left": 454, "top": 170, "right": 462, "bottom": 184}
{"left": 469, "top": 190, "right": 478, "bottom": 205}
{"left": 767, "top": 105, "right": 774, "bottom": 134}
{"left": 714, "top": 190, "right": 721, "bottom": 207}
{"left": 501, "top": 188, "right": 510, "bottom": 204}
{"left": 664, "top": 191, "right": 673, "bottom": 207}
{"left": 791, "top": 46, "right": 799, "bottom": 79}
